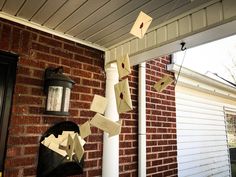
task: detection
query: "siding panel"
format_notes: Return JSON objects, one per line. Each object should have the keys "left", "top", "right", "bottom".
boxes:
{"left": 176, "top": 91, "right": 230, "bottom": 177}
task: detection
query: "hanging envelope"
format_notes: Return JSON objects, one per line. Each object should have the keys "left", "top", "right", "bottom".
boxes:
{"left": 117, "top": 54, "right": 131, "bottom": 79}
{"left": 90, "top": 113, "right": 122, "bottom": 137}
{"left": 79, "top": 121, "right": 91, "bottom": 139}
{"left": 130, "top": 11, "right": 153, "bottom": 39}
{"left": 90, "top": 94, "right": 108, "bottom": 114}
{"left": 153, "top": 75, "right": 174, "bottom": 93}
{"left": 114, "top": 78, "right": 133, "bottom": 114}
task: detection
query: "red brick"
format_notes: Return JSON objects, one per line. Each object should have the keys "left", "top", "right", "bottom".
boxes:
{"left": 32, "top": 42, "right": 50, "bottom": 53}
{"left": 5, "top": 157, "right": 35, "bottom": 167}
{"left": 39, "top": 36, "right": 62, "bottom": 48}
{"left": 11, "top": 27, "right": 21, "bottom": 52}
{"left": 74, "top": 54, "right": 93, "bottom": 64}
{"left": 72, "top": 69, "right": 92, "bottom": 78}
{"left": 51, "top": 48, "right": 73, "bottom": 58}
{"left": 0, "top": 24, "right": 11, "bottom": 50}
{"left": 26, "top": 126, "right": 49, "bottom": 134}
{"left": 82, "top": 79, "right": 101, "bottom": 87}
{"left": 84, "top": 49, "right": 102, "bottom": 59}
{"left": 6, "top": 147, "right": 22, "bottom": 157}
{"left": 36, "top": 52, "right": 60, "bottom": 64}
{"left": 8, "top": 136, "right": 39, "bottom": 145}
{"left": 24, "top": 146, "right": 38, "bottom": 155}
{"left": 21, "top": 30, "right": 31, "bottom": 54}
{"left": 14, "top": 95, "right": 42, "bottom": 105}
{"left": 64, "top": 43, "right": 84, "bottom": 54}
{"left": 0, "top": 18, "right": 106, "bottom": 177}
{"left": 23, "top": 167, "right": 36, "bottom": 176}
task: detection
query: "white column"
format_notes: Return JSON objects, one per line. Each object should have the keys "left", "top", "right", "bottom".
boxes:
{"left": 138, "top": 62, "right": 146, "bottom": 177}
{"left": 102, "top": 63, "right": 119, "bottom": 177}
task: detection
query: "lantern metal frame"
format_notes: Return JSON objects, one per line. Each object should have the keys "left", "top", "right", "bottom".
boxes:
{"left": 44, "top": 67, "right": 75, "bottom": 116}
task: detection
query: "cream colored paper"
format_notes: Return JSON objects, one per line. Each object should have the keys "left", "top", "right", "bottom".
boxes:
{"left": 130, "top": 11, "right": 153, "bottom": 39}
{"left": 66, "top": 134, "right": 74, "bottom": 161}
{"left": 41, "top": 134, "right": 56, "bottom": 147}
{"left": 153, "top": 75, "right": 174, "bottom": 92}
{"left": 48, "top": 142, "right": 67, "bottom": 157}
{"left": 114, "top": 78, "right": 133, "bottom": 114}
{"left": 90, "top": 94, "right": 108, "bottom": 114}
{"left": 117, "top": 54, "right": 131, "bottom": 79}
{"left": 90, "top": 113, "right": 122, "bottom": 137}
{"left": 80, "top": 121, "right": 92, "bottom": 139}
{"left": 73, "top": 134, "right": 85, "bottom": 162}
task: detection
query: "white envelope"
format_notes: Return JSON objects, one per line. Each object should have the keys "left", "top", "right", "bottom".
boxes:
{"left": 117, "top": 54, "right": 131, "bottom": 79}
{"left": 90, "top": 113, "right": 122, "bottom": 137}
{"left": 153, "top": 75, "right": 174, "bottom": 92}
{"left": 80, "top": 121, "right": 91, "bottom": 139}
{"left": 41, "top": 134, "right": 56, "bottom": 147}
{"left": 90, "top": 95, "right": 108, "bottom": 114}
{"left": 48, "top": 142, "right": 67, "bottom": 157}
{"left": 66, "top": 134, "right": 74, "bottom": 161}
{"left": 130, "top": 11, "right": 153, "bottom": 39}
{"left": 114, "top": 78, "right": 133, "bottom": 113}
{"left": 73, "top": 134, "right": 85, "bottom": 162}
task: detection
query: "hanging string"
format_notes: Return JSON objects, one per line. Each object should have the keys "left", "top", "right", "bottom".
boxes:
{"left": 175, "top": 45, "right": 187, "bottom": 85}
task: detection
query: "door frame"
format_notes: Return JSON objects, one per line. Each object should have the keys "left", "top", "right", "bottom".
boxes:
{"left": 0, "top": 51, "right": 18, "bottom": 173}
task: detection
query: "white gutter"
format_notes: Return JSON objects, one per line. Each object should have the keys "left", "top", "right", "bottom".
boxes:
{"left": 138, "top": 62, "right": 146, "bottom": 177}
{"left": 0, "top": 12, "right": 106, "bottom": 51}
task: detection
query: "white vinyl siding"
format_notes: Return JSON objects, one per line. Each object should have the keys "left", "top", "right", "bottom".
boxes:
{"left": 176, "top": 92, "right": 230, "bottom": 177}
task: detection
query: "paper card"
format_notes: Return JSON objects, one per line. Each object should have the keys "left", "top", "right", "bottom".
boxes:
{"left": 114, "top": 78, "right": 133, "bottom": 114}
{"left": 153, "top": 75, "right": 174, "bottom": 93}
{"left": 59, "top": 138, "right": 68, "bottom": 150}
{"left": 62, "top": 131, "right": 75, "bottom": 136}
{"left": 90, "top": 113, "right": 122, "bottom": 137}
{"left": 48, "top": 142, "right": 67, "bottom": 157}
{"left": 41, "top": 134, "right": 56, "bottom": 147}
{"left": 117, "top": 54, "right": 131, "bottom": 79}
{"left": 73, "top": 134, "right": 85, "bottom": 162}
{"left": 130, "top": 11, "right": 153, "bottom": 39}
{"left": 90, "top": 95, "right": 108, "bottom": 114}
{"left": 66, "top": 134, "right": 74, "bottom": 161}
{"left": 80, "top": 121, "right": 92, "bottom": 139}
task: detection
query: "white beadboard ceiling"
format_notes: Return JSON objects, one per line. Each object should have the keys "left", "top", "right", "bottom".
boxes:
{"left": 0, "top": 0, "right": 209, "bottom": 49}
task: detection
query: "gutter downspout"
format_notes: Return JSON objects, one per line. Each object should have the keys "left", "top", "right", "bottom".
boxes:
{"left": 138, "top": 62, "right": 146, "bottom": 177}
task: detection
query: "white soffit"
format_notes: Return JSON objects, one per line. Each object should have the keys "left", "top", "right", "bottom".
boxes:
{"left": 0, "top": 0, "right": 210, "bottom": 50}
{"left": 106, "top": 0, "right": 236, "bottom": 66}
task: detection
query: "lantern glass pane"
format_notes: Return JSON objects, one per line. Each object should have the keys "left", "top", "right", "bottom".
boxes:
{"left": 47, "top": 86, "right": 63, "bottom": 111}
{"left": 64, "top": 88, "right": 71, "bottom": 112}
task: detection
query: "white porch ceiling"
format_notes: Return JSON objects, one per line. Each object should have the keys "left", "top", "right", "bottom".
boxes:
{"left": 0, "top": 0, "right": 210, "bottom": 49}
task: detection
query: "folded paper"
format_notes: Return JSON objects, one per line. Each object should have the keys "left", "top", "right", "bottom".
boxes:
{"left": 153, "top": 75, "right": 174, "bottom": 93}
{"left": 117, "top": 54, "right": 131, "bottom": 79}
{"left": 90, "top": 94, "right": 108, "bottom": 114}
{"left": 130, "top": 11, "right": 153, "bottom": 39}
{"left": 74, "top": 134, "right": 84, "bottom": 162}
{"left": 48, "top": 142, "right": 67, "bottom": 156}
{"left": 80, "top": 121, "right": 91, "bottom": 139}
{"left": 66, "top": 134, "right": 74, "bottom": 161}
{"left": 114, "top": 78, "right": 133, "bottom": 113}
{"left": 90, "top": 113, "right": 122, "bottom": 137}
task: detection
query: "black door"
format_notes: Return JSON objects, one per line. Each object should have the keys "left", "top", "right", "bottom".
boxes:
{"left": 0, "top": 51, "right": 18, "bottom": 175}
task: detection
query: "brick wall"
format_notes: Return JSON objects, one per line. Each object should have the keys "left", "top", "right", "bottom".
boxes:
{"left": 0, "top": 18, "right": 105, "bottom": 177}
{"left": 0, "top": 18, "right": 177, "bottom": 177}
{"left": 146, "top": 56, "right": 177, "bottom": 177}
{"left": 119, "top": 56, "right": 177, "bottom": 177}
{"left": 119, "top": 66, "right": 139, "bottom": 177}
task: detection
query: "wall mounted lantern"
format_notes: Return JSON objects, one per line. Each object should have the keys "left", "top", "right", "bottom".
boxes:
{"left": 44, "top": 67, "right": 75, "bottom": 116}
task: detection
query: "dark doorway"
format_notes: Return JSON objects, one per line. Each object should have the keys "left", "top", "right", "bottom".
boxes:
{"left": 0, "top": 51, "right": 18, "bottom": 175}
